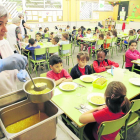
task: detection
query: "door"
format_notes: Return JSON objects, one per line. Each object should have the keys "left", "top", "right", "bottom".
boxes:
{"left": 117, "top": 1, "right": 129, "bottom": 20}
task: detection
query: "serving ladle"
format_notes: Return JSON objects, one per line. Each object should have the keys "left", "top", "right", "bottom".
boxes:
{"left": 14, "top": 45, "right": 47, "bottom": 91}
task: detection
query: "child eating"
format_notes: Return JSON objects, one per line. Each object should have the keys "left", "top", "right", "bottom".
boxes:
{"left": 93, "top": 50, "right": 119, "bottom": 73}
{"left": 86, "top": 28, "right": 92, "bottom": 38}
{"left": 35, "top": 33, "right": 42, "bottom": 42}
{"left": 70, "top": 51, "right": 92, "bottom": 79}
{"left": 79, "top": 81, "right": 130, "bottom": 140}
{"left": 47, "top": 55, "right": 72, "bottom": 85}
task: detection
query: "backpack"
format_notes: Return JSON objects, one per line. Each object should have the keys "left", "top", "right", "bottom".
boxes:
{"left": 93, "top": 59, "right": 109, "bottom": 73}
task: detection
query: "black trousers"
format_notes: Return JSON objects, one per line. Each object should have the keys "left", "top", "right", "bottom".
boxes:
{"left": 126, "top": 65, "right": 140, "bottom": 74}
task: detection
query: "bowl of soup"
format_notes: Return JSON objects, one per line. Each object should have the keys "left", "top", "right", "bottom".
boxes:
{"left": 23, "top": 77, "right": 56, "bottom": 103}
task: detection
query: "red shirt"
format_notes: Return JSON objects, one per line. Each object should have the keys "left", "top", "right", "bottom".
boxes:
{"left": 93, "top": 60, "right": 119, "bottom": 73}
{"left": 93, "top": 107, "right": 125, "bottom": 140}
{"left": 78, "top": 66, "right": 85, "bottom": 75}
{"left": 46, "top": 69, "right": 71, "bottom": 81}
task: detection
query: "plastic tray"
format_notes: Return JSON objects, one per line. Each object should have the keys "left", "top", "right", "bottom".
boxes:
{"left": 92, "top": 78, "right": 107, "bottom": 89}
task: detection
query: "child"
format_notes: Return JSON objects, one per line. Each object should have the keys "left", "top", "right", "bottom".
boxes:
{"left": 42, "top": 29, "right": 48, "bottom": 39}
{"left": 65, "top": 25, "right": 70, "bottom": 31}
{"left": 57, "top": 28, "right": 62, "bottom": 38}
{"left": 24, "top": 35, "right": 29, "bottom": 43}
{"left": 136, "top": 29, "right": 140, "bottom": 41}
{"left": 35, "top": 33, "right": 42, "bottom": 42}
{"left": 46, "top": 55, "right": 72, "bottom": 85}
{"left": 72, "top": 26, "right": 76, "bottom": 41}
{"left": 77, "top": 28, "right": 88, "bottom": 51}
{"left": 58, "top": 33, "right": 69, "bottom": 54}
{"left": 86, "top": 28, "right": 93, "bottom": 38}
{"left": 81, "top": 26, "right": 86, "bottom": 35}
{"left": 93, "top": 50, "right": 119, "bottom": 73}
{"left": 133, "top": 29, "right": 136, "bottom": 35}
{"left": 104, "top": 31, "right": 111, "bottom": 49}
{"left": 79, "top": 81, "right": 130, "bottom": 140}
{"left": 38, "top": 27, "right": 43, "bottom": 34}
{"left": 125, "top": 40, "right": 140, "bottom": 72}
{"left": 52, "top": 37, "right": 59, "bottom": 47}
{"left": 94, "top": 27, "right": 100, "bottom": 37}
{"left": 124, "top": 30, "right": 134, "bottom": 44}
{"left": 48, "top": 32, "right": 54, "bottom": 42}
{"left": 70, "top": 51, "right": 92, "bottom": 79}
{"left": 45, "top": 27, "right": 49, "bottom": 32}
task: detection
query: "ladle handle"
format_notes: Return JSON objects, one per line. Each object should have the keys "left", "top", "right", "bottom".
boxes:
{"left": 14, "top": 44, "right": 36, "bottom": 88}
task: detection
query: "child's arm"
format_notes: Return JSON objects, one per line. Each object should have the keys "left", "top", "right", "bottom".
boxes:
{"left": 93, "top": 61, "right": 106, "bottom": 73}
{"left": 107, "top": 60, "right": 119, "bottom": 68}
{"left": 62, "top": 78, "right": 73, "bottom": 83}
{"left": 126, "top": 51, "right": 140, "bottom": 60}
{"left": 55, "top": 78, "right": 66, "bottom": 86}
{"left": 79, "top": 105, "right": 107, "bottom": 124}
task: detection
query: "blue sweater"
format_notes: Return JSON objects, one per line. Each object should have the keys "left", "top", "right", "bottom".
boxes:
{"left": 25, "top": 45, "right": 43, "bottom": 60}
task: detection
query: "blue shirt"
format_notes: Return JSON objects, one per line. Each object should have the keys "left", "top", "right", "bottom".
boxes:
{"left": 25, "top": 45, "right": 43, "bottom": 60}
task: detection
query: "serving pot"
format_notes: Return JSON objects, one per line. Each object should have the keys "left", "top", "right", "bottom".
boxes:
{"left": 23, "top": 77, "right": 55, "bottom": 103}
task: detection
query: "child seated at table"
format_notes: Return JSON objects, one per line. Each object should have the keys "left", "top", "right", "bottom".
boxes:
{"left": 133, "top": 29, "right": 136, "bottom": 35}
{"left": 70, "top": 51, "right": 92, "bottom": 79}
{"left": 35, "top": 33, "right": 42, "bottom": 42}
{"left": 42, "top": 29, "right": 48, "bottom": 39}
{"left": 88, "top": 34, "right": 104, "bottom": 54}
{"left": 25, "top": 38, "right": 44, "bottom": 70}
{"left": 58, "top": 33, "right": 70, "bottom": 54}
{"left": 48, "top": 32, "right": 54, "bottom": 42}
{"left": 52, "top": 37, "right": 59, "bottom": 47}
{"left": 57, "top": 28, "right": 62, "bottom": 38}
{"left": 125, "top": 40, "right": 140, "bottom": 73}
{"left": 93, "top": 27, "right": 100, "bottom": 37}
{"left": 93, "top": 50, "right": 119, "bottom": 73}
{"left": 104, "top": 31, "right": 111, "bottom": 49}
{"left": 38, "top": 27, "right": 43, "bottom": 34}
{"left": 136, "top": 29, "right": 140, "bottom": 41}
{"left": 72, "top": 26, "right": 76, "bottom": 41}
{"left": 86, "top": 28, "right": 92, "bottom": 38}
{"left": 124, "top": 30, "right": 134, "bottom": 44}
{"left": 79, "top": 81, "right": 130, "bottom": 140}
{"left": 46, "top": 55, "right": 72, "bottom": 85}
{"left": 77, "top": 28, "right": 89, "bottom": 51}
{"left": 24, "top": 35, "right": 29, "bottom": 43}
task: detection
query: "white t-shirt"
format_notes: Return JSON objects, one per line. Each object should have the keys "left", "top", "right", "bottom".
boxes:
{"left": 0, "top": 39, "right": 18, "bottom": 95}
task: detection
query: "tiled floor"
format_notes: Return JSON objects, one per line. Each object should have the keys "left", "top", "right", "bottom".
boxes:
{"left": 14, "top": 43, "right": 140, "bottom": 140}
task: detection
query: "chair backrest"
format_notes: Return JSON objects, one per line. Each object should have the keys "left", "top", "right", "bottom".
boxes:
{"left": 128, "top": 36, "right": 135, "bottom": 41}
{"left": 105, "top": 28, "right": 108, "bottom": 32}
{"left": 34, "top": 48, "right": 46, "bottom": 55}
{"left": 130, "top": 99, "right": 140, "bottom": 112}
{"left": 106, "top": 38, "right": 112, "bottom": 44}
{"left": 48, "top": 46, "right": 59, "bottom": 54}
{"left": 112, "top": 37, "right": 118, "bottom": 43}
{"left": 68, "top": 67, "right": 72, "bottom": 74}
{"left": 45, "top": 33, "right": 49, "bottom": 38}
{"left": 40, "top": 72, "right": 47, "bottom": 77}
{"left": 62, "top": 44, "right": 72, "bottom": 51}
{"left": 98, "top": 110, "right": 130, "bottom": 140}
{"left": 96, "top": 39, "right": 104, "bottom": 45}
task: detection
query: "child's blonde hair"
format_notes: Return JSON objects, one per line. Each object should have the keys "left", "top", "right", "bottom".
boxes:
{"left": 106, "top": 31, "right": 111, "bottom": 36}
{"left": 129, "top": 30, "right": 134, "bottom": 36}
{"left": 62, "top": 33, "right": 69, "bottom": 40}
{"left": 77, "top": 51, "right": 89, "bottom": 61}
{"left": 99, "top": 34, "right": 104, "bottom": 40}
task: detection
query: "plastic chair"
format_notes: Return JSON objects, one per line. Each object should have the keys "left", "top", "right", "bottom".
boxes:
{"left": 40, "top": 72, "right": 47, "bottom": 77}
{"left": 46, "top": 46, "right": 59, "bottom": 70}
{"left": 132, "top": 63, "right": 140, "bottom": 73}
{"left": 104, "top": 38, "right": 113, "bottom": 58}
{"left": 112, "top": 37, "right": 118, "bottom": 56}
{"left": 45, "top": 33, "right": 49, "bottom": 38}
{"left": 68, "top": 67, "right": 72, "bottom": 74}
{"left": 122, "top": 54, "right": 126, "bottom": 68}
{"left": 30, "top": 48, "right": 47, "bottom": 76}
{"left": 60, "top": 44, "right": 74, "bottom": 66}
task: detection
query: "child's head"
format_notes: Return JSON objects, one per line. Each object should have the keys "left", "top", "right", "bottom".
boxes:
{"left": 133, "top": 29, "right": 136, "bottom": 33}
{"left": 97, "top": 50, "right": 106, "bottom": 62}
{"left": 105, "top": 81, "right": 130, "bottom": 113}
{"left": 112, "top": 30, "right": 117, "bottom": 37}
{"left": 129, "top": 40, "right": 137, "bottom": 52}
{"left": 78, "top": 28, "right": 82, "bottom": 34}
{"left": 95, "top": 27, "right": 98, "bottom": 32}
{"left": 49, "top": 55, "right": 63, "bottom": 74}
{"left": 29, "top": 38, "right": 35, "bottom": 46}
{"left": 50, "top": 32, "right": 54, "bottom": 39}
{"left": 44, "top": 29, "right": 47, "bottom": 33}
{"left": 39, "top": 27, "right": 42, "bottom": 31}
{"left": 87, "top": 28, "right": 91, "bottom": 34}
{"left": 67, "top": 25, "right": 70, "bottom": 29}
{"left": 45, "top": 27, "right": 49, "bottom": 31}
{"left": 62, "top": 33, "right": 69, "bottom": 41}
{"left": 129, "top": 30, "right": 134, "bottom": 36}
{"left": 77, "top": 51, "right": 89, "bottom": 68}
{"left": 25, "top": 35, "right": 29, "bottom": 40}
{"left": 52, "top": 37, "right": 59, "bottom": 45}
{"left": 106, "top": 31, "right": 111, "bottom": 37}
{"left": 59, "top": 28, "right": 62, "bottom": 32}
{"left": 99, "top": 34, "right": 104, "bottom": 40}
{"left": 137, "top": 29, "right": 140, "bottom": 34}
{"left": 73, "top": 26, "right": 76, "bottom": 30}
{"left": 36, "top": 33, "right": 41, "bottom": 41}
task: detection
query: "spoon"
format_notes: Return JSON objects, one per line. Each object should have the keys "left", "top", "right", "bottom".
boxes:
{"left": 14, "top": 44, "right": 47, "bottom": 91}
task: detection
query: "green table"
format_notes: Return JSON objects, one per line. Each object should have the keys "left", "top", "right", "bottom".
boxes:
{"left": 37, "top": 42, "right": 53, "bottom": 48}
{"left": 51, "top": 71, "right": 140, "bottom": 140}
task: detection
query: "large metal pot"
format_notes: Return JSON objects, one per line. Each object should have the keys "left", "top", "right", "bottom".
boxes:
{"left": 23, "top": 77, "right": 55, "bottom": 103}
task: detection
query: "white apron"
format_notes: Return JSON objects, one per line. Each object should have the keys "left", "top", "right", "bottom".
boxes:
{"left": 20, "top": 19, "right": 25, "bottom": 36}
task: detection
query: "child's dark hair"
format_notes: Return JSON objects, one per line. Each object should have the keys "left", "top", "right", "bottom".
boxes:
{"left": 87, "top": 28, "right": 91, "bottom": 31}
{"left": 44, "top": 29, "right": 47, "bottom": 33}
{"left": 39, "top": 27, "right": 42, "bottom": 30}
{"left": 50, "top": 32, "right": 54, "bottom": 35}
{"left": 129, "top": 40, "right": 137, "bottom": 46}
{"left": 53, "top": 37, "right": 59, "bottom": 43}
{"left": 49, "top": 55, "right": 62, "bottom": 66}
{"left": 95, "top": 27, "right": 98, "bottom": 32}
{"left": 99, "top": 34, "right": 104, "bottom": 39}
{"left": 137, "top": 29, "right": 140, "bottom": 33}
{"left": 97, "top": 50, "right": 107, "bottom": 56}
{"left": 77, "top": 51, "right": 89, "bottom": 61}
{"left": 112, "top": 30, "right": 117, "bottom": 37}
{"left": 36, "top": 33, "right": 41, "bottom": 37}
{"left": 133, "top": 29, "right": 136, "bottom": 32}
{"left": 25, "top": 35, "right": 29, "bottom": 38}
{"left": 73, "top": 26, "right": 76, "bottom": 30}
{"left": 29, "top": 38, "right": 35, "bottom": 45}
{"left": 62, "top": 33, "right": 69, "bottom": 40}
{"left": 106, "top": 31, "right": 111, "bottom": 36}
{"left": 67, "top": 25, "right": 70, "bottom": 28}
{"left": 105, "top": 81, "right": 130, "bottom": 113}
{"left": 59, "top": 28, "right": 62, "bottom": 31}
{"left": 129, "top": 30, "right": 134, "bottom": 36}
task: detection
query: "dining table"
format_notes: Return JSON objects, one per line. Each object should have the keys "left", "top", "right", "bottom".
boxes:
{"left": 51, "top": 70, "right": 140, "bottom": 140}
{"left": 131, "top": 59, "right": 140, "bottom": 72}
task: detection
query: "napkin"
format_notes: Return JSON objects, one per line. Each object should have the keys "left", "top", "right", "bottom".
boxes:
{"left": 78, "top": 105, "right": 93, "bottom": 114}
